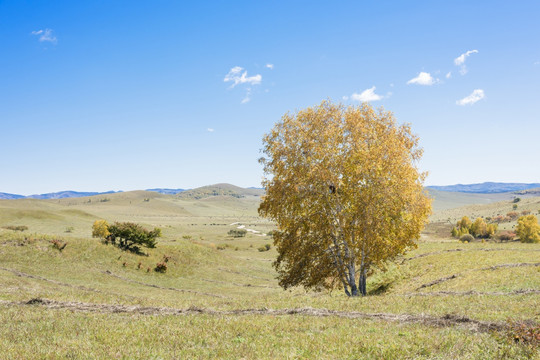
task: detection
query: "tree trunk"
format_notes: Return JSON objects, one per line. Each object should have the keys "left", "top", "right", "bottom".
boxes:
{"left": 359, "top": 271, "right": 367, "bottom": 296}
{"left": 350, "top": 283, "right": 360, "bottom": 297}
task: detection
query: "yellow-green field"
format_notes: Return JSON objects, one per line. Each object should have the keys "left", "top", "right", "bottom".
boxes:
{"left": 0, "top": 186, "right": 538, "bottom": 359}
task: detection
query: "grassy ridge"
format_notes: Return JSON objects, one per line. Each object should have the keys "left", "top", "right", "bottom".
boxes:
{"left": 0, "top": 190, "right": 539, "bottom": 358}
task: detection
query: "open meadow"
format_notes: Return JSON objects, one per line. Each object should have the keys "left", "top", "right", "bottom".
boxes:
{"left": 0, "top": 185, "right": 538, "bottom": 359}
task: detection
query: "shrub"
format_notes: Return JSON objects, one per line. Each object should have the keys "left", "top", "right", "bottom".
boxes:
{"left": 50, "top": 238, "right": 67, "bottom": 251}
{"left": 154, "top": 262, "right": 167, "bottom": 273}
{"left": 258, "top": 244, "right": 272, "bottom": 252}
{"left": 65, "top": 226, "right": 75, "bottom": 233}
{"left": 498, "top": 232, "right": 515, "bottom": 242}
{"left": 459, "top": 234, "right": 474, "bottom": 243}
{"left": 516, "top": 215, "right": 540, "bottom": 243}
{"left": 507, "top": 212, "right": 519, "bottom": 220}
{"left": 92, "top": 220, "right": 110, "bottom": 240}
{"left": 228, "top": 229, "right": 247, "bottom": 238}
{"left": 513, "top": 197, "right": 521, "bottom": 203}
{"left": 513, "top": 204, "right": 518, "bottom": 210}
{"left": 105, "top": 222, "right": 161, "bottom": 254}
{"left": 521, "top": 210, "right": 531, "bottom": 216}
{"left": 507, "top": 321, "right": 540, "bottom": 347}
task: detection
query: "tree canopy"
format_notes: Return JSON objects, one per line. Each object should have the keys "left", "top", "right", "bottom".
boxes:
{"left": 92, "top": 220, "right": 161, "bottom": 254}
{"left": 258, "top": 101, "right": 431, "bottom": 296}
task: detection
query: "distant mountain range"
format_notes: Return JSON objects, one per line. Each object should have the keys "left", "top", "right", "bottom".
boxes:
{"left": 2, "top": 182, "right": 539, "bottom": 200}
{"left": 426, "top": 182, "right": 540, "bottom": 194}
{"left": 0, "top": 190, "right": 119, "bottom": 200}
{"left": 0, "top": 188, "right": 186, "bottom": 200}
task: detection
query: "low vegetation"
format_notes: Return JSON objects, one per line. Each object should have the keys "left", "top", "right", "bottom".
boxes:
{"left": 227, "top": 229, "right": 247, "bottom": 238}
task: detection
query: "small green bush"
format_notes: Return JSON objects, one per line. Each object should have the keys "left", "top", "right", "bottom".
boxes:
{"left": 228, "top": 229, "right": 247, "bottom": 238}
{"left": 459, "top": 234, "right": 474, "bottom": 243}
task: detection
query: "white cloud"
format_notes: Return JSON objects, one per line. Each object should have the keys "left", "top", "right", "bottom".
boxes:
{"left": 224, "top": 66, "right": 261, "bottom": 88}
{"left": 446, "top": 72, "right": 452, "bottom": 79}
{"left": 207, "top": 128, "right": 214, "bottom": 132}
{"left": 342, "top": 96, "right": 349, "bottom": 101}
{"left": 241, "top": 88, "right": 252, "bottom": 104}
{"left": 454, "top": 50, "right": 478, "bottom": 75}
{"left": 350, "top": 87, "right": 383, "bottom": 102}
{"left": 407, "top": 72, "right": 438, "bottom": 86}
{"left": 265, "top": 63, "right": 274, "bottom": 70}
{"left": 454, "top": 50, "right": 478, "bottom": 66}
{"left": 456, "top": 89, "right": 485, "bottom": 106}
{"left": 31, "top": 28, "right": 57, "bottom": 44}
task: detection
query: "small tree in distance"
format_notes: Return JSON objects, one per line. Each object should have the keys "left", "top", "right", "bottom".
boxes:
{"left": 259, "top": 100, "right": 432, "bottom": 297}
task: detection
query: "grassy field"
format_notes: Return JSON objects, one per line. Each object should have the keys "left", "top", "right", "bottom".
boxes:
{"left": 0, "top": 185, "right": 539, "bottom": 359}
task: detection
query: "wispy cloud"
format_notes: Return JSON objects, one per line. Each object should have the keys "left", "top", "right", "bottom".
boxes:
{"left": 456, "top": 89, "right": 485, "bottom": 106}
{"left": 265, "top": 63, "right": 274, "bottom": 70}
{"left": 454, "top": 50, "right": 478, "bottom": 75}
{"left": 454, "top": 50, "right": 478, "bottom": 66}
{"left": 446, "top": 72, "right": 452, "bottom": 79}
{"left": 350, "top": 87, "right": 383, "bottom": 102}
{"left": 207, "top": 128, "right": 214, "bottom": 132}
{"left": 31, "top": 29, "right": 57, "bottom": 44}
{"left": 224, "top": 66, "right": 262, "bottom": 104}
{"left": 535, "top": 61, "right": 540, "bottom": 66}
{"left": 224, "top": 66, "right": 261, "bottom": 88}
{"left": 241, "top": 88, "right": 252, "bottom": 104}
{"left": 407, "top": 72, "right": 438, "bottom": 86}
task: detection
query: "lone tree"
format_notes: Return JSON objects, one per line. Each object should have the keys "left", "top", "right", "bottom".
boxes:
{"left": 258, "top": 101, "right": 431, "bottom": 297}
{"left": 92, "top": 221, "right": 161, "bottom": 254}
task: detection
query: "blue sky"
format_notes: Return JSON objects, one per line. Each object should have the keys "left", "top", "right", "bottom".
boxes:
{"left": 1, "top": 1, "right": 539, "bottom": 195}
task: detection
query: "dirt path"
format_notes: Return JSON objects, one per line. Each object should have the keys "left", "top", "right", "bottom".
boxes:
{"left": 404, "top": 248, "right": 540, "bottom": 262}
{"left": 0, "top": 298, "right": 513, "bottom": 333}
{"left": 405, "top": 289, "right": 540, "bottom": 296}
{"left": 416, "top": 262, "right": 540, "bottom": 290}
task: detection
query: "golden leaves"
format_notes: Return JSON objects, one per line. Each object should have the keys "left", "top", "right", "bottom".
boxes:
{"left": 259, "top": 100, "right": 432, "bottom": 293}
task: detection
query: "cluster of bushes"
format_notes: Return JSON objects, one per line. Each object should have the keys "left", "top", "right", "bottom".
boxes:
{"left": 92, "top": 220, "right": 161, "bottom": 254}
{"left": 228, "top": 229, "right": 247, "bottom": 238}
{"left": 451, "top": 216, "right": 497, "bottom": 240}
